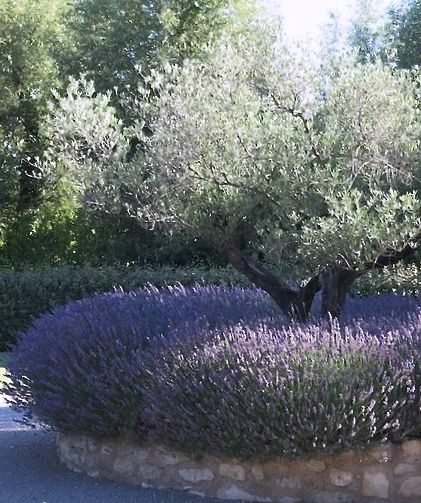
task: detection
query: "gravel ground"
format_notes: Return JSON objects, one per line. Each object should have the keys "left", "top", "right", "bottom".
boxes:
{"left": 0, "top": 396, "right": 225, "bottom": 503}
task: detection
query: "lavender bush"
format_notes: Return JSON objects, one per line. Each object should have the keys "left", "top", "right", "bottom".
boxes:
{"left": 143, "top": 314, "right": 421, "bottom": 458}
{"left": 4, "top": 285, "right": 276, "bottom": 436}
{"left": 5, "top": 286, "right": 421, "bottom": 459}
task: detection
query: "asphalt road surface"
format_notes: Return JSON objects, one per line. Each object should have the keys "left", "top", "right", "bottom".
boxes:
{"left": 0, "top": 396, "right": 225, "bottom": 503}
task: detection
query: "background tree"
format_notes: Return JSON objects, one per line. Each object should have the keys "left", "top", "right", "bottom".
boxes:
{"left": 0, "top": 0, "right": 69, "bottom": 213}
{"left": 0, "top": 0, "right": 74, "bottom": 264}
{"left": 387, "top": 0, "right": 421, "bottom": 68}
{"left": 61, "top": 0, "right": 257, "bottom": 94}
{"left": 320, "top": 11, "right": 344, "bottom": 61}
{"left": 348, "top": 0, "right": 382, "bottom": 63}
{"left": 45, "top": 28, "right": 421, "bottom": 317}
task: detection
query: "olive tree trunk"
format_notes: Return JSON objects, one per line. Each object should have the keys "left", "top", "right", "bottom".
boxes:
{"left": 223, "top": 225, "right": 420, "bottom": 322}
{"left": 223, "top": 242, "right": 320, "bottom": 321}
{"left": 320, "top": 268, "right": 360, "bottom": 319}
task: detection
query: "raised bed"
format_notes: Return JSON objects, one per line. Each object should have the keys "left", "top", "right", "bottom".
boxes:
{"left": 58, "top": 434, "right": 421, "bottom": 502}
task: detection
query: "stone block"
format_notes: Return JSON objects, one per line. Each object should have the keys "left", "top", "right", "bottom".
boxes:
{"left": 217, "top": 484, "right": 271, "bottom": 501}
{"left": 67, "top": 436, "right": 85, "bottom": 450}
{"left": 361, "top": 471, "right": 389, "bottom": 499}
{"left": 178, "top": 468, "right": 214, "bottom": 483}
{"left": 398, "top": 476, "right": 421, "bottom": 498}
{"left": 113, "top": 457, "right": 134, "bottom": 475}
{"left": 393, "top": 463, "right": 416, "bottom": 476}
{"left": 401, "top": 440, "right": 421, "bottom": 462}
{"left": 277, "top": 476, "right": 302, "bottom": 490}
{"left": 309, "top": 491, "right": 353, "bottom": 503}
{"left": 369, "top": 445, "right": 393, "bottom": 464}
{"left": 138, "top": 465, "right": 161, "bottom": 481}
{"left": 301, "top": 460, "right": 327, "bottom": 473}
{"left": 218, "top": 463, "right": 246, "bottom": 481}
{"left": 329, "top": 469, "right": 353, "bottom": 487}
{"left": 155, "top": 446, "right": 186, "bottom": 466}
{"left": 63, "top": 447, "right": 82, "bottom": 465}
{"left": 100, "top": 444, "right": 114, "bottom": 456}
{"left": 251, "top": 465, "right": 265, "bottom": 481}
{"left": 87, "top": 439, "right": 98, "bottom": 452}
{"left": 133, "top": 447, "right": 150, "bottom": 462}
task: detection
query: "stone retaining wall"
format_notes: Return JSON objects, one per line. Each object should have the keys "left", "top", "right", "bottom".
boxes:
{"left": 57, "top": 434, "right": 421, "bottom": 502}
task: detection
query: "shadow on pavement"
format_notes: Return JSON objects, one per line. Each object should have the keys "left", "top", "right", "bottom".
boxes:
{"left": 0, "top": 426, "right": 221, "bottom": 503}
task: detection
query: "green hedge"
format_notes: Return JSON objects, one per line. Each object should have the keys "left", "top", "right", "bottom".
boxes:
{"left": 0, "top": 265, "right": 247, "bottom": 350}
{"left": 1, "top": 262, "right": 419, "bottom": 351}
{"left": 0, "top": 352, "right": 8, "bottom": 387}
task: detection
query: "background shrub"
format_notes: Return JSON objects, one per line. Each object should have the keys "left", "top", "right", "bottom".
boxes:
{"left": 0, "top": 265, "right": 248, "bottom": 350}
{"left": 4, "top": 285, "right": 276, "bottom": 435}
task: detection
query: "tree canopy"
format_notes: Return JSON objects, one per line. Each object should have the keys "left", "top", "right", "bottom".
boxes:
{"left": 0, "top": 0, "right": 69, "bottom": 213}
{"left": 348, "top": 0, "right": 381, "bottom": 63}
{"left": 60, "top": 0, "right": 257, "bottom": 93}
{"left": 387, "top": 0, "right": 421, "bottom": 68}
{"left": 44, "top": 26, "right": 421, "bottom": 317}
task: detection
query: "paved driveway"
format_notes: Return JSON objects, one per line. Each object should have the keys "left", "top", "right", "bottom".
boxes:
{"left": 0, "top": 397, "right": 223, "bottom": 503}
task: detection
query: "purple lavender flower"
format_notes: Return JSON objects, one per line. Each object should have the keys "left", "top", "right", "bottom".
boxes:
{"left": 4, "top": 285, "right": 421, "bottom": 460}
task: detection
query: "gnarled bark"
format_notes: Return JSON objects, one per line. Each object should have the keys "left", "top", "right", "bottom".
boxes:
{"left": 320, "top": 237, "right": 421, "bottom": 318}
{"left": 223, "top": 240, "right": 320, "bottom": 321}
{"left": 321, "top": 267, "right": 360, "bottom": 319}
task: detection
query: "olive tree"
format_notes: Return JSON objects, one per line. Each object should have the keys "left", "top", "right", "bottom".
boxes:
{"left": 44, "top": 28, "right": 421, "bottom": 318}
